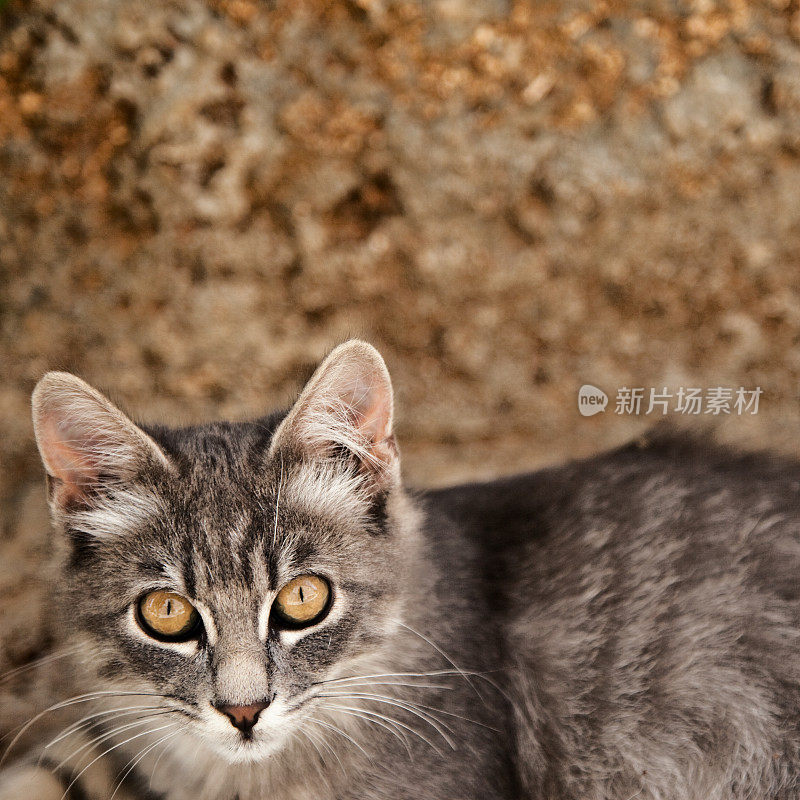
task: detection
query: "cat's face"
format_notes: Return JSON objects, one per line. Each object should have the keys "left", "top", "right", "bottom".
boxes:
{"left": 32, "top": 341, "right": 411, "bottom": 763}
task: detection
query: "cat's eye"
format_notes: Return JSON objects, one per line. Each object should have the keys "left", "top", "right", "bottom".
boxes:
{"left": 136, "top": 590, "right": 201, "bottom": 642}
{"left": 272, "top": 575, "right": 331, "bottom": 628}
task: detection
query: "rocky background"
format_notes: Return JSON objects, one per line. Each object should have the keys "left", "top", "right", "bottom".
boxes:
{"left": 2, "top": 0, "right": 800, "bottom": 747}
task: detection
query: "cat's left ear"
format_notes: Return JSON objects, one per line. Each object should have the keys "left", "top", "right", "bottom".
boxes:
{"left": 270, "top": 340, "right": 399, "bottom": 489}
{"left": 31, "top": 372, "right": 173, "bottom": 511}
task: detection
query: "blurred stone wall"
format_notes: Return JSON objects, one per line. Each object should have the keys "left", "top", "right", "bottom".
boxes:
{"left": 1, "top": 0, "right": 800, "bottom": 734}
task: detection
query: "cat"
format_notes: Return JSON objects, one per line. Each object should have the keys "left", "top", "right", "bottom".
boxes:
{"left": 1, "top": 339, "right": 800, "bottom": 799}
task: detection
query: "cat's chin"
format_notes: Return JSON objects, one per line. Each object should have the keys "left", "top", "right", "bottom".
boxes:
{"left": 200, "top": 733, "right": 286, "bottom": 765}
{"left": 221, "top": 742, "right": 279, "bottom": 764}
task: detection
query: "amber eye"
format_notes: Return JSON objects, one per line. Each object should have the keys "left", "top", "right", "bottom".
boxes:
{"left": 272, "top": 575, "right": 331, "bottom": 628}
{"left": 136, "top": 590, "right": 201, "bottom": 642}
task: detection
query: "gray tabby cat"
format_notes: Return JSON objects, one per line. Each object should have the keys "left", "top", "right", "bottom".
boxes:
{"left": 1, "top": 340, "right": 800, "bottom": 799}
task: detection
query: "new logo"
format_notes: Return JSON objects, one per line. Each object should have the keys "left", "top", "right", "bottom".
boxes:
{"left": 578, "top": 384, "right": 608, "bottom": 416}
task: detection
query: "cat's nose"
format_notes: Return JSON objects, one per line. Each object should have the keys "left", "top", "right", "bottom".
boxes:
{"left": 214, "top": 700, "right": 270, "bottom": 733}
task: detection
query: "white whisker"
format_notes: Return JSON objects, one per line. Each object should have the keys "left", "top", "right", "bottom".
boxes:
{"left": 305, "top": 716, "right": 373, "bottom": 763}
{"left": 53, "top": 711, "right": 176, "bottom": 775}
{"left": 298, "top": 723, "right": 346, "bottom": 774}
{"left": 0, "top": 646, "right": 82, "bottom": 686}
{"left": 318, "top": 679, "right": 452, "bottom": 691}
{"left": 321, "top": 688, "right": 499, "bottom": 733}
{"left": 148, "top": 726, "right": 178, "bottom": 790}
{"left": 319, "top": 692, "right": 456, "bottom": 747}
{"left": 321, "top": 702, "right": 432, "bottom": 758}
{"left": 110, "top": 727, "right": 182, "bottom": 800}
{"left": 58, "top": 722, "right": 179, "bottom": 800}
{"left": 273, "top": 454, "right": 284, "bottom": 545}
{"left": 0, "top": 690, "right": 163, "bottom": 767}
{"left": 315, "top": 669, "right": 487, "bottom": 686}
{"left": 43, "top": 705, "right": 165, "bottom": 751}
{"left": 394, "top": 620, "right": 484, "bottom": 701}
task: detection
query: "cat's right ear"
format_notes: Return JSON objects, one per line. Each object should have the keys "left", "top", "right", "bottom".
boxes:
{"left": 269, "top": 340, "right": 399, "bottom": 490}
{"left": 31, "top": 372, "right": 173, "bottom": 511}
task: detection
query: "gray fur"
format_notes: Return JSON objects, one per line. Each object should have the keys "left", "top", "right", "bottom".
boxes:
{"left": 3, "top": 341, "right": 800, "bottom": 800}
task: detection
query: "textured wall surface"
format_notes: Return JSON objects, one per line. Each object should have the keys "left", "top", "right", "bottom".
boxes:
{"left": 1, "top": 0, "right": 800, "bottom": 741}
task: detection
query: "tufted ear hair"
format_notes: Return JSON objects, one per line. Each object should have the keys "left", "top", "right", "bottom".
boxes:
{"left": 269, "top": 340, "right": 399, "bottom": 489}
{"left": 31, "top": 372, "right": 172, "bottom": 511}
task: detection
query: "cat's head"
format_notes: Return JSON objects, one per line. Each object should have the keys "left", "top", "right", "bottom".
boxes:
{"left": 31, "top": 341, "right": 417, "bottom": 763}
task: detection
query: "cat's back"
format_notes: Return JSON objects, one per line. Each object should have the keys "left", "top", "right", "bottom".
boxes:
{"left": 423, "top": 432, "right": 800, "bottom": 800}
{"left": 424, "top": 431, "right": 800, "bottom": 607}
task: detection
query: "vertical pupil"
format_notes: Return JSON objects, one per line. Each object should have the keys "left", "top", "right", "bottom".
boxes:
{"left": 299, "top": 586, "right": 305, "bottom": 603}
{"left": 166, "top": 599, "right": 172, "bottom": 615}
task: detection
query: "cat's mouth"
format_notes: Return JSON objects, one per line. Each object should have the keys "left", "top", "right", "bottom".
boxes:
{"left": 221, "top": 732, "right": 287, "bottom": 764}
{"left": 190, "top": 704, "right": 293, "bottom": 764}
{"left": 218, "top": 719, "right": 272, "bottom": 754}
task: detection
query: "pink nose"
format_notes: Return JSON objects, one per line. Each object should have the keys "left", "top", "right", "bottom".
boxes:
{"left": 215, "top": 701, "right": 269, "bottom": 733}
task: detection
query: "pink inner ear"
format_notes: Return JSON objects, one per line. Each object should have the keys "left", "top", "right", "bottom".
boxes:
{"left": 335, "top": 371, "right": 397, "bottom": 471}
{"left": 340, "top": 373, "right": 391, "bottom": 445}
{"left": 33, "top": 371, "right": 173, "bottom": 511}
{"left": 39, "top": 415, "right": 103, "bottom": 504}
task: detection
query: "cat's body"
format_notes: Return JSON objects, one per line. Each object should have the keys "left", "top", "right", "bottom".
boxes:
{"left": 2, "top": 341, "right": 800, "bottom": 800}
{"left": 438, "top": 434, "right": 800, "bottom": 799}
